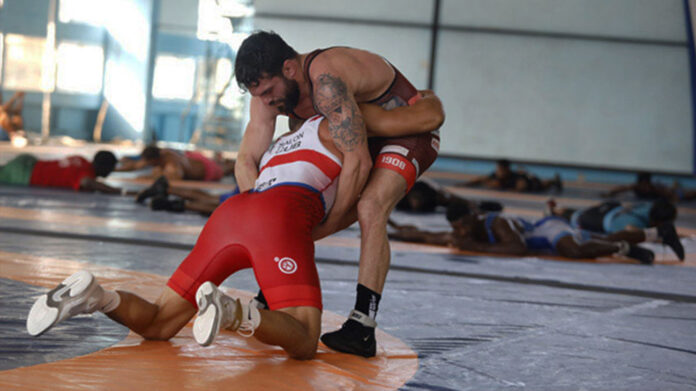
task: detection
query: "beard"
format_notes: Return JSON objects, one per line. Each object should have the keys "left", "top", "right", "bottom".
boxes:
{"left": 276, "top": 78, "right": 300, "bottom": 115}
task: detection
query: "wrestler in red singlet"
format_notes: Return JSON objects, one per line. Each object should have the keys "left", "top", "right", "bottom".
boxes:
{"left": 290, "top": 48, "right": 440, "bottom": 191}
{"left": 167, "top": 116, "right": 340, "bottom": 310}
{"left": 29, "top": 156, "right": 95, "bottom": 190}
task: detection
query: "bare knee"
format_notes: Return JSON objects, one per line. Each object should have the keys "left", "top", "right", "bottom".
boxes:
{"left": 139, "top": 316, "right": 180, "bottom": 340}
{"left": 140, "top": 327, "right": 176, "bottom": 341}
{"left": 288, "top": 339, "right": 318, "bottom": 360}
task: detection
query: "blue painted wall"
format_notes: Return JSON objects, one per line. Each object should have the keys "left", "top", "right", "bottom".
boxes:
{"left": 0, "top": 0, "right": 232, "bottom": 144}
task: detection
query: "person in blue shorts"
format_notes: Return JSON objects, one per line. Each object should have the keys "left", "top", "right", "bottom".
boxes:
{"left": 547, "top": 198, "right": 684, "bottom": 260}
{"left": 389, "top": 200, "right": 657, "bottom": 264}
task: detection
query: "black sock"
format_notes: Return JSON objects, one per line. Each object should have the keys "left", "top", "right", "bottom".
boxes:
{"left": 354, "top": 284, "right": 381, "bottom": 321}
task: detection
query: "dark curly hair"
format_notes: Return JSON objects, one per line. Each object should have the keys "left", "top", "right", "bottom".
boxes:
{"left": 92, "top": 150, "right": 117, "bottom": 178}
{"left": 234, "top": 31, "right": 298, "bottom": 90}
{"left": 446, "top": 199, "right": 472, "bottom": 223}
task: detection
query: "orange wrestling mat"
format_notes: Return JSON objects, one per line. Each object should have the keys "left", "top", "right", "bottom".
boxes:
{"left": 0, "top": 251, "right": 418, "bottom": 390}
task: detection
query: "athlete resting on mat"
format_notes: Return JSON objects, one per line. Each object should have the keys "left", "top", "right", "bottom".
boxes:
{"left": 125, "top": 145, "right": 235, "bottom": 183}
{"left": 602, "top": 171, "right": 696, "bottom": 203}
{"left": 389, "top": 200, "right": 658, "bottom": 264}
{"left": 0, "top": 151, "right": 120, "bottom": 194}
{"left": 546, "top": 198, "right": 684, "bottom": 260}
{"left": 233, "top": 31, "right": 444, "bottom": 357}
{"left": 133, "top": 175, "right": 240, "bottom": 214}
{"left": 26, "top": 95, "right": 443, "bottom": 359}
{"left": 395, "top": 178, "right": 503, "bottom": 214}
{"left": 460, "top": 159, "right": 563, "bottom": 193}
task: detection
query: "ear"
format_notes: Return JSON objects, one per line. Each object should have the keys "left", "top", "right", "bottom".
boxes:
{"left": 282, "top": 58, "right": 298, "bottom": 79}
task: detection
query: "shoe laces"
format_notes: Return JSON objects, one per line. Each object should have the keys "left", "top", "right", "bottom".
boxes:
{"left": 237, "top": 321, "right": 255, "bottom": 338}
{"left": 237, "top": 301, "right": 260, "bottom": 338}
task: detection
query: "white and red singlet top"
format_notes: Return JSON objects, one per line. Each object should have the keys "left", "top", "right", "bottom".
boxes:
{"left": 254, "top": 115, "right": 342, "bottom": 215}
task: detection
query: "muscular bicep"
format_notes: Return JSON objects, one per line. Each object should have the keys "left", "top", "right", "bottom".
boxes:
{"left": 313, "top": 73, "right": 366, "bottom": 153}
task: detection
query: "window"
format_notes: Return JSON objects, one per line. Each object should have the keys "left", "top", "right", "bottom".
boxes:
{"left": 152, "top": 55, "right": 196, "bottom": 100}
{"left": 197, "top": 0, "right": 253, "bottom": 42}
{"left": 3, "top": 34, "right": 46, "bottom": 91}
{"left": 59, "top": 0, "right": 105, "bottom": 25}
{"left": 56, "top": 42, "right": 104, "bottom": 94}
{"left": 215, "top": 58, "right": 244, "bottom": 112}
{"left": 59, "top": 0, "right": 147, "bottom": 61}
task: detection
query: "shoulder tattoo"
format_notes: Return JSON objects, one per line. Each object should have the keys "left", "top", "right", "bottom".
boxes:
{"left": 314, "top": 73, "right": 365, "bottom": 152}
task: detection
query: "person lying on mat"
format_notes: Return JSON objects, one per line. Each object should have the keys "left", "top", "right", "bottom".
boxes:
{"left": 130, "top": 146, "right": 235, "bottom": 182}
{"left": 546, "top": 198, "right": 684, "bottom": 260}
{"left": 0, "top": 151, "right": 121, "bottom": 194}
{"left": 602, "top": 171, "right": 696, "bottom": 203}
{"left": 459, "top": 159, "right": 563, "bottom": 193}
{"left": 395, "top": 178, "right": 503, "bottom": 214}
{"left": 134, "top": 175, "right": 240, "bottom": 215}
{"left": 388, "top": 200, "right": 669, "bottom": 264}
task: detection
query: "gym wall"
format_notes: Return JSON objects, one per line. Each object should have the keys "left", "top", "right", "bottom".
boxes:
{"left": 255, "top": 0, "right": 694, "bottom": 174}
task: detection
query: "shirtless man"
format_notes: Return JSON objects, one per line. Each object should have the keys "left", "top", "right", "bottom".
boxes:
{"left": 139, "top": 146, "right": 234, "bottom": 182}
{"left": 233, "top": 31, "right": 444, "bottom": 357}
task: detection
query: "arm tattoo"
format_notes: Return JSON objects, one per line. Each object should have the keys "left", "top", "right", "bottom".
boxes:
{"left": 314, "top": 73, "right": 365, "bottom": 152}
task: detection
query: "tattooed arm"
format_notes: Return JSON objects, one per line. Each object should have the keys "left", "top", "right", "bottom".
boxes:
{"left": 312, "top": 72, "right": 373, "bottom": 239}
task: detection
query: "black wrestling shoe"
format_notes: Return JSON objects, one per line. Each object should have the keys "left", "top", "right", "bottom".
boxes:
{"left": 657, "top": 223, "right": 685, "bottom": 261}
{"left": 136, "top": 176, "right": 169, "bottom": 204}
{"left": 320, "top": 310, "right": 377, "bottom": 358}
{"left": 478, "top": 200, "right": 503, "bottom": 212}
{"left": 627, "top": 244, "right": 655, "bottom": 265}
{"left": 150, "top": 196, "right": 185, "bottom": 212}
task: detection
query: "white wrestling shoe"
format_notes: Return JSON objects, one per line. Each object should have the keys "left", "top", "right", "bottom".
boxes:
{"left": 193, "top": 282, "right": 244, "bottom": 346}
{"left": 26, "top": 270, "right": 105, "bottom": 337}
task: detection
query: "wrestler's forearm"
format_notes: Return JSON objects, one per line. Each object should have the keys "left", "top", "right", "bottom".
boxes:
{"left": 320, "top": 153, "right": 371, "bottom": 232}
{"left": 361, "top": 93, "right": 444, "bottom": 137}
{"left": 234, "top": 154, "right": 259, "bottom": 192}
{"left": 313, "top": 206, "right": 358, "bottom": 241}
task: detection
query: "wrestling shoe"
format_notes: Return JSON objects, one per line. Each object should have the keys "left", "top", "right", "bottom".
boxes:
{"left": 150, "top": 196, "right": 185, "bottom": 212}
{"left": 627, "top": 244, "right": 655, "bottom": 265}
{"left": 193, "top": 282, "right": 244, "bottom": 346}
{"left": 478, "top": 200, "right": 503, "bottom": 212}
{"left": 657, "top": 223, "right": 684, "bottom": 261}
{"left": 251, "top": 290, "right": 269, "bottom": 310}
{"left": 26, "top": 270, "right": 105, "bottom": 337}
{"left": 136, "top": 176, "right": 169, "bottom": 204}
{"left": 320, "top": 310, "right": 377, "bottom": 358}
